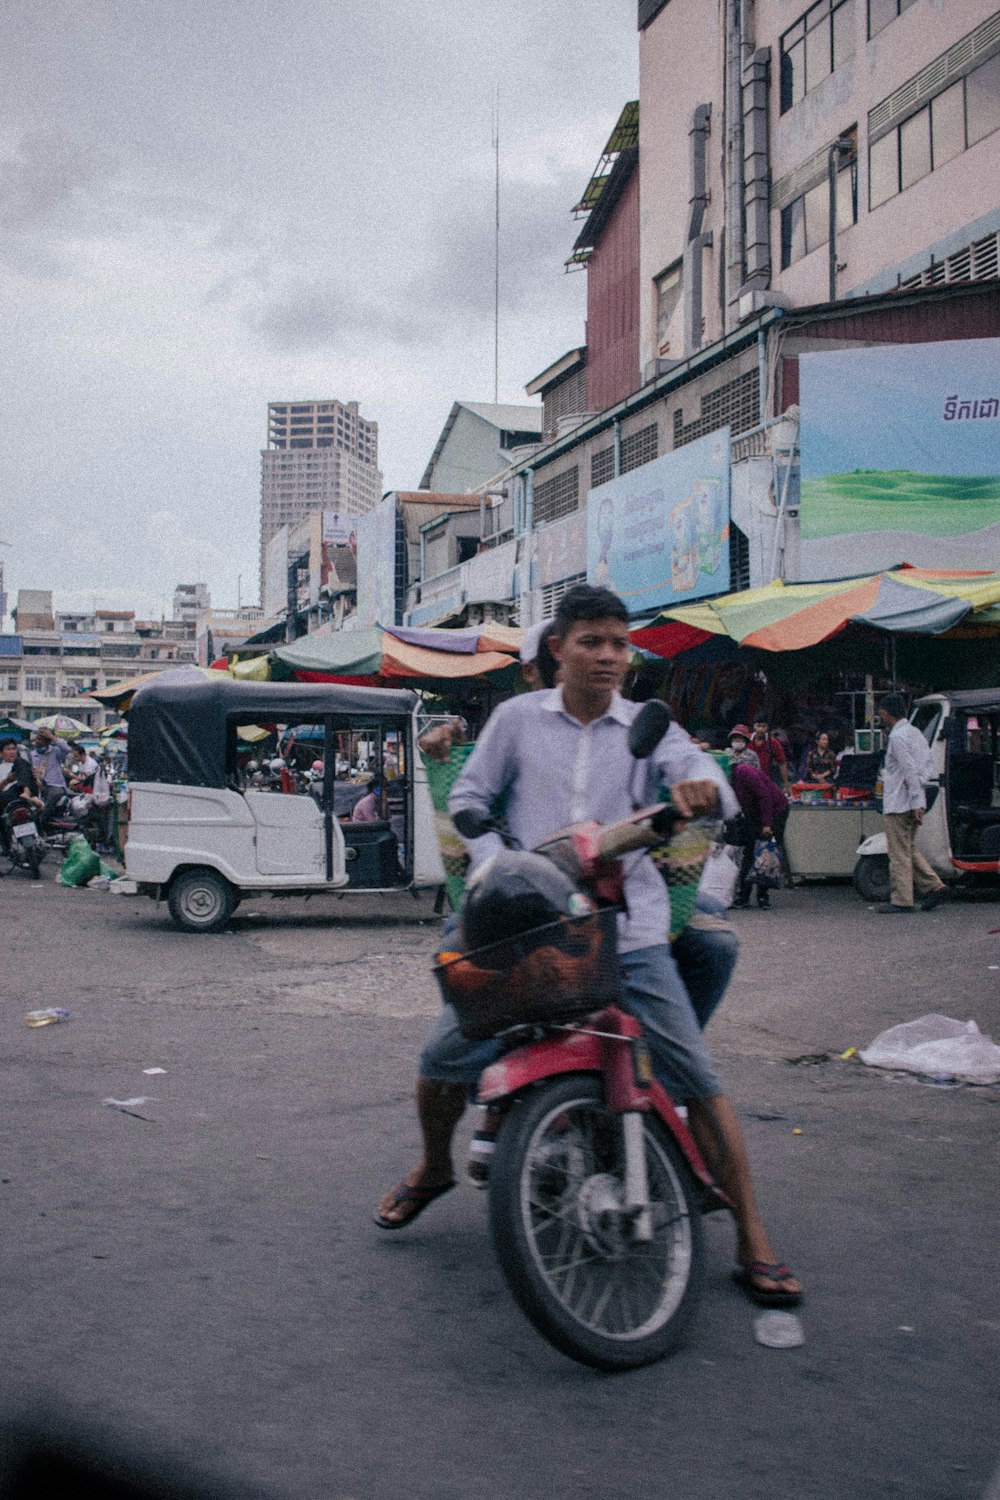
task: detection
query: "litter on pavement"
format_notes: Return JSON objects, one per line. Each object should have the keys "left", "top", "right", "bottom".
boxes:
{"left": 860, "top": 1013, "right": 1000, "bottom": 1085}
{"left": 754, "top": 1311, "right": 805, "bottom": 1349}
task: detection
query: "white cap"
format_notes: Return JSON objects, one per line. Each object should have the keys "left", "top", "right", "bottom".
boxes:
{"left": 520, "top": 619, "right": 554, "bottom": 664}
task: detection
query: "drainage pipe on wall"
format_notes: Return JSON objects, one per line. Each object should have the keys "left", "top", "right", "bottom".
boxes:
{"left": 827, "top": 134, "right": 855, "bottom": 303}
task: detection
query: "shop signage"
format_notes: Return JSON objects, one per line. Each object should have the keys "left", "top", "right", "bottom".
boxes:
{"left": 799, "top": 337, "right": 1000, "bottom": 580}
{"left": 586, "top": 428, "right": 731, "bottom": 615}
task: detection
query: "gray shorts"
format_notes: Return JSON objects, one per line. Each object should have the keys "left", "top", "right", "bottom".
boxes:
{"left": 419, "top": 942, "right": 722, "bottom": 1103}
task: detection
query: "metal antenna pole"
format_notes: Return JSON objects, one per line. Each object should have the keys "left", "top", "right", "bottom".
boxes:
{"left": 493, "top": 84, "right": 500, "bottom": 405}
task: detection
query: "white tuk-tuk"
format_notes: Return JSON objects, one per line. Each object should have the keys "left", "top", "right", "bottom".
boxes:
{"left": 853, "top": 688, "right": 1000, "bottom": 901}
{"left": 125, "top": 677, "right": 445, "bottom": 931}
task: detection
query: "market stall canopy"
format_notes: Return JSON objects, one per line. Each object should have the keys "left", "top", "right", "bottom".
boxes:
{"left": 632, "top": 568, "right": 1000, "bottom": 659}
{"left": 271, "top": 624, "right": 521, "bottom": 685}
{"left": 88, "top": 664, "right": 225, "bottom": 710}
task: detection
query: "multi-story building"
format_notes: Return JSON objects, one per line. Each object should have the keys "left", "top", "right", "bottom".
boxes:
{"left": 259, "top": 399, "right": 382, "bottom": 600}
{"left": 0, "top": 590, "right": 202, "bottom": 729}
{"left": 400, "top": 3, "right": 1000, "bottom": 626}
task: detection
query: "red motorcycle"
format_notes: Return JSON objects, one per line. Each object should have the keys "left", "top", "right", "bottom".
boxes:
{"left": 443, "top": 702, "right": 727, "bottom": 1371}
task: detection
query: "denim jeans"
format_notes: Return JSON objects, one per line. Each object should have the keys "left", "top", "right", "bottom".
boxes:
{"left": 421, "top": 938, "right": 723, "bottom": 1103}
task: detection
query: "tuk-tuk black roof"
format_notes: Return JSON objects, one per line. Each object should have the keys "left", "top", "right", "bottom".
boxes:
{"left": 128, "top": 675, "right": 418, "bottom": 788}
{"left": 919, "top": 689, "right": 1000, "bottom": 713}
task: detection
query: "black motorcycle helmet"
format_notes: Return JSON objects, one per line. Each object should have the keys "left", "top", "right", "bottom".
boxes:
{"left": 460, "top": 849, "right": 591, "bottom": 952}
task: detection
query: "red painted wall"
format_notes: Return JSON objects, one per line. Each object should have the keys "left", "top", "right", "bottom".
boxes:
{"left": 781, "top": 284, "right": 1000, "bottom": 408}
{"left": 585, "top": 167, "right": 641, "bottom": 414}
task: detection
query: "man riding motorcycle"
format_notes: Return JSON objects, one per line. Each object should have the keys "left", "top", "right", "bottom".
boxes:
{"left": 374, "top": 584, "right": 801, "bottom": 1309}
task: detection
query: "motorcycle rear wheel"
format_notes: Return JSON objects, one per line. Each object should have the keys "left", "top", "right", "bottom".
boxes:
{"left": 489, "top": 1075, "right": 704, "bottom": 1370}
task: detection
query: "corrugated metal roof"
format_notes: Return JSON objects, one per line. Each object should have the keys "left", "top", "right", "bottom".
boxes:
{"left": 392, "top": 492, "right": 483, "bottom": 547}
{"left": 0, "top": 635, "right": 23, "bottom": 656}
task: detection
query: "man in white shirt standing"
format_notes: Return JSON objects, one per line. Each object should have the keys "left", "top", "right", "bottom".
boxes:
{"left": 877, "top": 692, "right": 947, "bottom": 914}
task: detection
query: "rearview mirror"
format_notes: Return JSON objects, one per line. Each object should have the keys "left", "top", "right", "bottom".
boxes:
{"left": 628, "top": 699, "right": 672, "bottom": 759}
{"left": 452, "top": 808, "right": 498, "bottom": 840}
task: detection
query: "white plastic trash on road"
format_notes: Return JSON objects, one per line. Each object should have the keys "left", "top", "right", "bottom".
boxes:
{"left": 859, "top": 1013, "right": 1000, "bottom": 1085}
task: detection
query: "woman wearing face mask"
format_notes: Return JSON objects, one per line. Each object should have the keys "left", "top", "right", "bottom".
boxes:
{"left": 727, "top": 725, "right": 760, "bottom": 770}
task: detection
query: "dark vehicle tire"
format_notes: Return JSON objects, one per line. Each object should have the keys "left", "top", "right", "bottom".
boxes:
{"left": 853, "top": 853, "right": 890, "bottom": 903}
{"left": 28, "top": 843, "right": 45, "bottom": 879}
{"left": 488, "top": 1075, "right": 704, "bottom": 1371}
{"left": 167, "top": 868, "right": 237, "bottom": 933}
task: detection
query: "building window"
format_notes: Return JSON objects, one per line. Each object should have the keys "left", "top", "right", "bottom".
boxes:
{"left": 7, "top": 674, "right": 18, "bottom": 691}
{"left": 780, "top": 0, "right": 855, "bottom": 115}
{"left": 25, "top": 675, "right": 42, "bottom": 692}
{"left": 780, "top": 147, "right": 857, "bottom": 268}
{"left": 673, "top": 368, "right": 761, "bottom": 448}
{"left": 540, "top": 573, "right": 587, "bottom": 617}
{"left": 869, "top": 53, "right": 1000, "bottom": 209}
{"left": 533, "top": 467, "right": 580, "bottom": 526}
{"left": 591, "top": 446, "right": 614, "bottom": 489}
{"left": 867, "top": 0, "right": 916, "bottom": 39}
{"left": 621, "top": 423, "right": 659, "bottom": 475}
{"left": 654, "top": 262, "right": 683, "bottom": 356}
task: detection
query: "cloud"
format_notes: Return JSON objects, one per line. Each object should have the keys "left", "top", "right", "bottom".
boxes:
{"left": 246, "top": 276, "right": 433, "bottom": 355}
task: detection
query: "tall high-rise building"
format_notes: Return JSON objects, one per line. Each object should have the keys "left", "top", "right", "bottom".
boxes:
{"left": 259, "top": 398, "right": 382, "bottom": 599}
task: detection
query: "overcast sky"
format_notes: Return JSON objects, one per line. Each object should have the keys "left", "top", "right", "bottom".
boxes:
{"left": 1, "top": 0, "right": 638, "bottom": 620}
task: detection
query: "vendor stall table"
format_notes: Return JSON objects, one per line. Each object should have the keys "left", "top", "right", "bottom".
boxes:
{"left": 785, "top": 800, "right": 883, "bottom": 880}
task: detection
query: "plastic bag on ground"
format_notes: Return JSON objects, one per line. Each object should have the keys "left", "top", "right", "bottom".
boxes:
{"left": 859, "top": 1013, "right": 1000, "bottom": 1085}
{"left": 59, "top": 836, "right": 101, "bottom": 888}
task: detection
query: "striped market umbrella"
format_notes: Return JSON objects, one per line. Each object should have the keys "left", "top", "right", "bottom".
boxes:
{"left": 32, "top": 713, "right": 93, "bottom": 738}
{"left": 631, "top": 566, "right": 1000, "bottom": 660}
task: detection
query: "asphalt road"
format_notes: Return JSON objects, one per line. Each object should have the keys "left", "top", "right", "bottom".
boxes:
{"left": 2, "top": 865, "right": 999, "bottom": 1500}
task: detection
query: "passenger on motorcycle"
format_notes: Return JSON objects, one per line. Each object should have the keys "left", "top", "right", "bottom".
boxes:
{"left": 375, "top": 585, "right": 801, "bottom": 1309}
{"left": 0, "top": 739, "right": 44, "bottom": 852}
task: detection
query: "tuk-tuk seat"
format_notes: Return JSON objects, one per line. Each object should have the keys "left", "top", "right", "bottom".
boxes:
{"left": 948, "top": 752, "right": 996, "bottom": 811}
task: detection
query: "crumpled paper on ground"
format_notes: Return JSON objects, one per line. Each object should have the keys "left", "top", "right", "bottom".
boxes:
{"left": 860, "top": 1013, "right": 1000, "bottom": 1085}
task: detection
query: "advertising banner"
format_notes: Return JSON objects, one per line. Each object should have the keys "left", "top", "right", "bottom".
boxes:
{"left": 799, "top": 338, "right": 1000, "bottom": 579}
{"left": 322, "top": 510, "right": 359, "bottom": 547}
{"left": 355, "top": 495, "right": 399, "bottom": 627}
{"left": 262, "top": 527, "right": 288, "bottom": 619}
{"left": 586, "top": 428, "right": 731, "bottom": 615}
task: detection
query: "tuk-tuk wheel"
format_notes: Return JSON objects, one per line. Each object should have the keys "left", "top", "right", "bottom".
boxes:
{"left": 167, "top": 868, "right": 237, "bottom": 933}
{"left": 853, "top": 853, "right": 890, "bottom": 904}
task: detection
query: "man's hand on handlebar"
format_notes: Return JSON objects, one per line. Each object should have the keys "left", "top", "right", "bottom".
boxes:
{"left": 668, "top": 780, "right": 721, "bottom": 820}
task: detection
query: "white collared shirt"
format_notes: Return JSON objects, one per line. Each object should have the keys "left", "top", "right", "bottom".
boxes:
{"left": 450, "top": 686, "right": 737, "bottom": 953}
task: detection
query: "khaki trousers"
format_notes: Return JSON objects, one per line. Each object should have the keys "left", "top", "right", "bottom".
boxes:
{"left": 884, "top": 810, "right": 942, "bottom": 908}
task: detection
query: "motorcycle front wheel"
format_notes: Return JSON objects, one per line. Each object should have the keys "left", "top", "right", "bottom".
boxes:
{"left": 489, "top": 1075, "right": 704, "bottom": 1371}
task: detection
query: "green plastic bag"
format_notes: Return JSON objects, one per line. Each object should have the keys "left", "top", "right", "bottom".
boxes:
{"left": 59, "top": 835, "right": 101, "bottom": 888}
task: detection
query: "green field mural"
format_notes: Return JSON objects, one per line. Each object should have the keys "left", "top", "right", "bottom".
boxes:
{"left": 800, "top": 470, "right": 1000, "bottom": 539}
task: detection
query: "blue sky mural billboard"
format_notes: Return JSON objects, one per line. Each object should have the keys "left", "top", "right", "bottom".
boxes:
{"left": 586, "top": 428, "right": 731, "bottom": 616}
{"left": 799, "top": 338, "right": 1000, "bottom": 580}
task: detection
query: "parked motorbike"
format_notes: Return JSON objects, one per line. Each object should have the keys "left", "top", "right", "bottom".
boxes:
{"left": 442, "top": 701, "right": 726, "bottom": 1371}
{"left": 0, "top": 800, "right": 47, "bottom": 879}
{"left": 43, "top": 789, "right": 105, "bottom": 854}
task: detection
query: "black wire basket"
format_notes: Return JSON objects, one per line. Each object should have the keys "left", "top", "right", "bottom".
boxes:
{"left": 434, "top": 907, "right": 621, "bottom": 1040}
